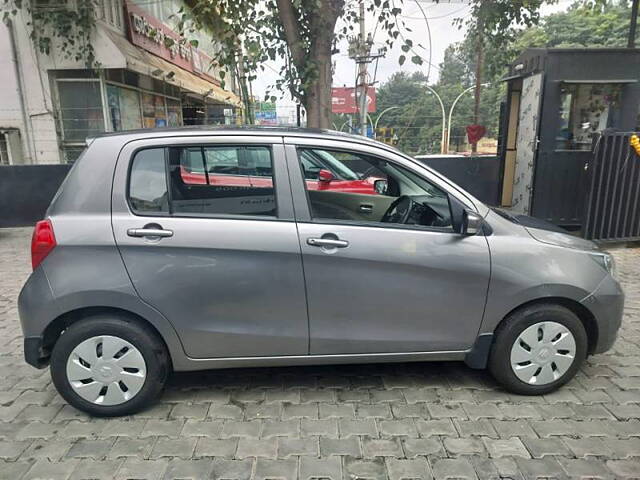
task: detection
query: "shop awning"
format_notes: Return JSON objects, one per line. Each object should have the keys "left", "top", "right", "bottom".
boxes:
{"left": 101, "top": 30, "right": 241, "bottom": 107}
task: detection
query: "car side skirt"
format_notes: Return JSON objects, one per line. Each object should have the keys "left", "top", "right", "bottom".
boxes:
{"left": 172, "top": 350, "right": 469, "bottom": 371}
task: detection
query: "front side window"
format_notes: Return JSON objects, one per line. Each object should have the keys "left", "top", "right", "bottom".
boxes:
{"left": 298, "top": 148, "right": 452, "bottom": 230}
{"left": 129, "top": 148, "right": 169, "bottom": 213}
{"left": 169, "top": 145, "right": 276, "bottom": 217}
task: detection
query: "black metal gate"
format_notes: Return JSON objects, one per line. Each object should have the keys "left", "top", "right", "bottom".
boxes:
{"left": 583, "top": 132, "right": 640, "bottom": 242}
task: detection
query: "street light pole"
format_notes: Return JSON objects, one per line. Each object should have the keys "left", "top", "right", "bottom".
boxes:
{"left": 366, "top": 113, "right": 375, "bottom": 137}
{"left": 447, "top": 85, "right": 481, "bottom": 154}
{"left": 374, "top": 106, "right": 400, "bottom": 132}
{"left": 424, "top": 85, "right": 446, "bottom": 154}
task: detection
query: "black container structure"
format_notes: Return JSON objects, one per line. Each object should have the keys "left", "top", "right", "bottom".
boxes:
{"left": 499, "top": 48, "right": 640, "bottom": 238}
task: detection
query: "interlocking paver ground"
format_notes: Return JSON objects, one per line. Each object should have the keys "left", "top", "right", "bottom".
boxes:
{"left": 0, "top": 227, "right": 639, "bottom": 479}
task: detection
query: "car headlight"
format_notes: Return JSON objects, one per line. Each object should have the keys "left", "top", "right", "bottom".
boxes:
{"left": 590, "top": 252, "right": 617, "bottom": 280}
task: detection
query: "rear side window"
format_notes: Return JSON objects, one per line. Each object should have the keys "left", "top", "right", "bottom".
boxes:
{"left": 168, "top": 145, "right": 277, "bottom": 217}
{"left": 129, "top": 148, "right": 169, "bottom": 214}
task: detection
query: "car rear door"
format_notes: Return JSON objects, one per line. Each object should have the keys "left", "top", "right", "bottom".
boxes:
{"left": 285, "top": 137, "right": 491, "bottom": 355}
{"left": 111, "top": 135, "right": 308, "bottom": 359}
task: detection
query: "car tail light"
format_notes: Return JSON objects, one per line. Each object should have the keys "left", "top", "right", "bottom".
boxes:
{"left": 31, "top": 219, "right": 56, "bottom": 270}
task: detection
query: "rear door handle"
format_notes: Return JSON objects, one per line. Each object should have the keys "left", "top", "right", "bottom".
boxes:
{"left": 307, "top": 238, "right": 349, "bottom": 248}
{"left": 127, "top": 228, "right": 173, "bottom": 238}
{"left": 359, "top": 204, "right": 373, "bottom": 213}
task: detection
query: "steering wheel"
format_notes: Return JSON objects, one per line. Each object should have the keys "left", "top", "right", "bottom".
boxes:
{"left": 381, "top": 195, "right": 416, "bottom": 224}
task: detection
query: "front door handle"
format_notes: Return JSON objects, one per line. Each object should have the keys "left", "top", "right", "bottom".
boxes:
{"left": 127, "top": 228, "right": 173, "bottom": 238}
{"left": 307, "top": 237, "right": 349, "bottom": 248}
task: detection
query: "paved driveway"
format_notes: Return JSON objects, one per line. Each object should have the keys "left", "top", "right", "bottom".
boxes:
{"left": 0, "top": 227, "right": 639, "bottom": 479}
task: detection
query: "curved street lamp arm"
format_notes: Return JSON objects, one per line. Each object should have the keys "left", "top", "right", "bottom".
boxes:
{"left": 446, "top": 83, "right": 489, "bottom": 154}
{"left": 374, "top": 106, "right": 401, "bottom": 131}
{"left": 424, "top": 85, "right": 446, "bottom": 154}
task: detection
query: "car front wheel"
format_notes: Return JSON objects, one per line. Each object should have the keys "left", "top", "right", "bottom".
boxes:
{"left": 488, "top": 303, "right": 588, "bottom": 395}
{"left": 50, "top": 315, "right": 169, "bottom": 416}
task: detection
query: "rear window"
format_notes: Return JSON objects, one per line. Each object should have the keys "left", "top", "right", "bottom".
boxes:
{"left": 129, "top": 148, "right": 169, "bottom": 214}
{"left": 127, "top": 145, "right": 277, "bottom": 218}
{"left": 168, "top": 145, "right": 277, "bottom": 217}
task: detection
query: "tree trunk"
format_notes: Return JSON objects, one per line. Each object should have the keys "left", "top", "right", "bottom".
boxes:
{"left": 276, "top": 0, "right": 344, "bottom": 128}
{"left": 305, "top": 33, "right": 334, "bottom": 129}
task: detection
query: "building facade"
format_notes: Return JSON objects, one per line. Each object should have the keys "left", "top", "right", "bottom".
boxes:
{"left": 0, "top": 0, "right": 241, "bottom": 165}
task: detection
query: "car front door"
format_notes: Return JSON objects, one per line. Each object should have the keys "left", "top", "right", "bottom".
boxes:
{"left": 111, "top": 136, "right": 308, "bottom": 359}
{"left": 285, "top": 138, "right": 491, "bottom": 355}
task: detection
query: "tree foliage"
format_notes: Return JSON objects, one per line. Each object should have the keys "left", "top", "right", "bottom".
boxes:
{"left": 182, "top": 0, "right": 423, "bottom": 128}
{"left": 2, "top": 0, "right": 98, "bottom": 68}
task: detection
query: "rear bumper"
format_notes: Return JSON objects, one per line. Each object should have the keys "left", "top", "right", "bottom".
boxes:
{"left": 18, "top": 267, "right": 58, "bottom": 368}
{"left": 581, "top": 274, "right": 625, "bottom": 354}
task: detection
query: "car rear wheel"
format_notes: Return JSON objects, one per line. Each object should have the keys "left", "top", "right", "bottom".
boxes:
{"left": 488, "top": 303, "right": 587, "bottom": 395}
{"left": 50, "top": 315, "right": 169, "bottom": 416}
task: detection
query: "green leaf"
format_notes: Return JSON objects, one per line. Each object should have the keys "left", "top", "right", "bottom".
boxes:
{"left": 411, "top": 55, "right": 423, "bottom": 65}
{"left": 189, "top": 39, "right": 199, "bottom": 48}
{"left": 398, "top": 55, "right": 406, "bottom": 66}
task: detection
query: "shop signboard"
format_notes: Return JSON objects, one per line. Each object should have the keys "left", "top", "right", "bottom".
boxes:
{"left": 331, "top": 87, "right": 376, "bottom": 114}
{"left": 125, "top": 1, "right": 218, "bottom": 84}
{"left": 255, "top": 102, "right": 277, "bottom": 126}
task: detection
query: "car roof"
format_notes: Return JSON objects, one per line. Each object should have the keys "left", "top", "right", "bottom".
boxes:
{"left": 91, "top": 125, "right": 385, "bottom": 148}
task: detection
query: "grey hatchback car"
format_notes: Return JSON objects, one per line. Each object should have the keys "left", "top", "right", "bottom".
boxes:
{"left": 19, "top": 127, "right": 623, "bottom": 416}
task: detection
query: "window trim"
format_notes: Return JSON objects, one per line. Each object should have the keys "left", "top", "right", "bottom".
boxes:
{"left": 127, "top": 146, "right": 171, "bottom": 216}
{"left": 292, "top": 145, "right": 457, "bottom": 235}
{"left": 126, "top": 144, "right": 282, "bottom": 221}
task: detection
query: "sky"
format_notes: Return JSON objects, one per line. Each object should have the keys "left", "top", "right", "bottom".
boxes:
{"left": 251, "top": 0, "right": 575, "bottom": 121}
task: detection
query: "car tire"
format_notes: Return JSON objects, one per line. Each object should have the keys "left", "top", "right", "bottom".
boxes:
{"left": 50, "top": 315, "right": 169, "bottom": 416}
{"left": 488, "top": 303, "right": 587, "bottom": 395}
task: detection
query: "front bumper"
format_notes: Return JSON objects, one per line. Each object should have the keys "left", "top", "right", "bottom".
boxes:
{"left": 581, "top": 274, "right": 625, "bottom": 354}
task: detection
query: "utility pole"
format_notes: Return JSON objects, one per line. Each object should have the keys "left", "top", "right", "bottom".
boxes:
{"left": 629, "top": 0, "right": 639, "bottom": 48}
{"left": 358, "top": 1, "right": 367, "bottom": 136}
{"left": 349, "top": 1, "right": 383, "bottom": 137}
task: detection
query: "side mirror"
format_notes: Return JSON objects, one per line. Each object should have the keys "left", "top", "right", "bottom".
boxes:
{"left": 318, "top": 169, "right": 334, "bottom": 183}
{"left": 374, "top": 179, "right": 388, "bottom": 195}
{"left": 461, "top": 210, "right": 483, "bottom": 235}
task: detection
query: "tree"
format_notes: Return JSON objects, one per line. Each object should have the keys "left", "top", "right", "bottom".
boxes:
{"left": 182, "top": 0, "right": 423, "bottom": 128}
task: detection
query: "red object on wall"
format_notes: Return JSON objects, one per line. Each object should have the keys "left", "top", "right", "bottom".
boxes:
{"left": 466, "top": 124, "right": 486, "bottom": 144}
{"left": 331, "top": 87, "right": 376, "bottom": 114}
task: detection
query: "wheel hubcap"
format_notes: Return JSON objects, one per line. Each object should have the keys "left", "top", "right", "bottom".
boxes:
{"left": 510, "top": 321, "right": 576, "bottom": 385}
{"left": 66, "top": 335, "right": 146, "bottom": 406}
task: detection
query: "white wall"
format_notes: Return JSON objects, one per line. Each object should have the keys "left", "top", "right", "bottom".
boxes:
{"left": 0, "top": 12, "right": 60, "bottom": 164}
{"left": 0, "top": 20, "right": 29, "bottom": 163}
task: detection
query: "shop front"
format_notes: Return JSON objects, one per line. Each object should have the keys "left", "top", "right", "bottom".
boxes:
{"left": 52, "top": 1, "right": 241, "bottom": 162}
